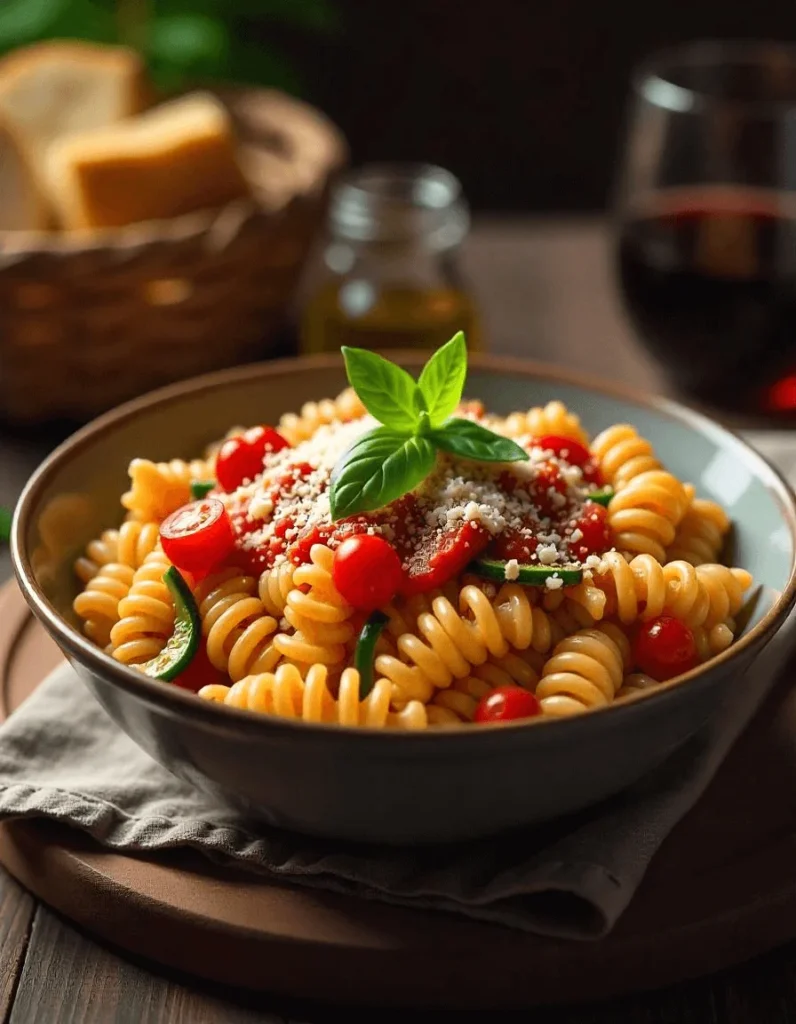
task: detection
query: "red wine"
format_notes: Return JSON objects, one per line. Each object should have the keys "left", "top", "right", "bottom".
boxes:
{"left": 617, "top": 188, "right": 796, "bottom": 418}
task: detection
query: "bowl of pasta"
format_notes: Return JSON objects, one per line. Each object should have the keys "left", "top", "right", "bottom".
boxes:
{"left": 11, "top": 337, "right": 796, "bottom": 843}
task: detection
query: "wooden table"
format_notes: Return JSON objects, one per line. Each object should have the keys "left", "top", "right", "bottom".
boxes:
{"left": 0, "top": 219, "right": 792, "bottom": 1024}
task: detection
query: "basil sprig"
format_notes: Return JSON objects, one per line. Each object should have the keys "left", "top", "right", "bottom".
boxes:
{"left": 329, "top": 332, "right": 528, "bottom": 520}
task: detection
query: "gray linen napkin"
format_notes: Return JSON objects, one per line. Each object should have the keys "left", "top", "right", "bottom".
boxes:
{"left": 0, "top": 616, "right": 793, "bottom": 941}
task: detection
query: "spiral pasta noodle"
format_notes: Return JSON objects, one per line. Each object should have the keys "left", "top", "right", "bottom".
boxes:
{"left": 272, "top": 545, "right": 356, "bottom": 668}
{"left": 199, "top": 663, "right": 428, "bottom": 729}
{"left": 500, "top": 400, "right": 588, "bottom": 445}
{"left": 277, "top": 387, "right": 366, "bottom": 446}
{"left": 666, "top": 563, "right": 753, "bottom": 629}
{"left": 122, "top": 457, "right": 211, "bottom": 523}
{"left": 109, "top": 548, "right": 175, "bottom": 665}
{"left": 589, "top": 424, "right": 664, "bottom": 490}
{"left": 666, "top": 498, "right": 730, "bottom": 566}
{"left": 606, "top": 470, "right": 690, "bottom": 562}
{"left": 194, "top": 568, "right": 280, "bottom": 681}
{"left": 257, "top": 560, "right": 297, "bottom": 619}
{"left": 536, "top": 625, "right": 630, "bottom": 717}
{"left": 73, "top": 561, "right": 136, "bottom": 647}
{"left": 74, "top": 529, "right": 120, "bottom": 584}
{"left": 376, "top": 583, "right": 565, "bottom": 707}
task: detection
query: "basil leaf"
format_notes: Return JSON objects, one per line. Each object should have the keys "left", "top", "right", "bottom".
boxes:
{"left": 330, "top": 427, "right": 437, "bottom": 520}
{"left": 430, "top": 418, "right": 529, "bottom": 463}
{"left": 417, "top": 331, "right": 467, "bottom": 426}
{"left": 342, "top": 347, "right": 420, "bottom": 432}
{"left": 0, "top": 507, "right": 10, "bottom": 544}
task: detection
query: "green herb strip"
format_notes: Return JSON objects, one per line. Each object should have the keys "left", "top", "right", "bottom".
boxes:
{"left": 190, "top": 480, "right": 216, "bottom": 500}
{"left": 141, "top": 567, "right": 201, "bottom": 682}
{"left": 355, "top": 610, "right": 390, "bottom": 699}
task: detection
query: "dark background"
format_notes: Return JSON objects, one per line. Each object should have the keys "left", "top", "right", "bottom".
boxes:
{"left": 287, "top": 0, "right": 796, "bottom": 211}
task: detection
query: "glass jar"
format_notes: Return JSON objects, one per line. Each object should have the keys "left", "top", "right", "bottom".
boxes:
{"left": 300, "top": 163, "right": 482, "bottom": 354}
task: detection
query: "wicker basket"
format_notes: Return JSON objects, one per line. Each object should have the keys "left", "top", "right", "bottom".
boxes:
{"left": 0, "top": 88, "right": 347, "bottom": 424}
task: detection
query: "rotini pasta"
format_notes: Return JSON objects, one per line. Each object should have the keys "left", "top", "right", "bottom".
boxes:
{"left": 194, "top": 568, "right": 280, "bottom": 681}
{"left": 200, "top": 663, "right": 427, "bottom": 729}
{"left": 277, "top": 387, "right": 365, "bottom": 446}
{"left": 500, "top": 400, "right": 588, "bottom": 445}
{"left": 109, "top": 548, "right": 175, "bottom": 665}
{"left": 666, "top": 497, "right": 731, "bottom": 565}
{"left": 590, "top": 424, "right": 662, "bottom": 489}
{"left": 71, "top": 364, "right": 756, "bottom": 730}
{"left": 122, "top": 458, "right": 211, "bottom": 523}
{"left": 605, "top": 470, "right": 690, "bottom": 562}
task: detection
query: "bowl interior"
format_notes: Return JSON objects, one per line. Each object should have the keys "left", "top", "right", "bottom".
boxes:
{"left": 19, "top": 357, "right": 796, "bottom": 649}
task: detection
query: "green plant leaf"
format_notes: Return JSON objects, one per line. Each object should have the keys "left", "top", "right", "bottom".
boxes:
{"left": 417, "top": 331, "right": 467, "bottom": 427}
{"left": 0, "top": 0, "right": 67, "bottom": 49}
{"left": 0, "top": 507, "right": 12, "bottom": 544}
{"left": 342, "top": 347, "right": 421, "bottom": 433}
{"left": 146, "top": 13, "right": 230, "bottom": 77}
{"left": 429, "top": 418, "right": 529, "bottom": 463}
{"left": 330, "top": 427, "right": 436, "bottom": 520}
{"left": 0, "top": 0, "right": 117, "bottom": 51}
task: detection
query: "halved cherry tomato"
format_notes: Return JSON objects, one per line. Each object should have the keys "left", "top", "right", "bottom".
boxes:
{"left": 633, "top": 616, "right": 698, "bottom": 681}
{"left": 160, "top": 498, "right": 235, "bottom": 573}
{"left": 216, "top": 426, "right": 290, "bottom": 492}
{"left": 474, "top": 686, "right": 541, "bottom": 723}
{"left": 401, "top": 520, "right": 491, "bottom": 596}
{"left": 571, "top": 500, "right": 612, "bottom": 560}
{"left": 332, "top": 534, "right": 404, "bottom": 610}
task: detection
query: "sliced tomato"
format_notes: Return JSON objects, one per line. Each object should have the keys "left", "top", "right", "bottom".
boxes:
{"left": 401, "top": 519, "right": 491, "bottom": 596}
{"left": 490, "top": 528, "right": 539, "bottom": 563}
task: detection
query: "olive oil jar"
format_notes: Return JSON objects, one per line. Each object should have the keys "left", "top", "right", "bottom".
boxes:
{"left": 300, "top": 164, "right": 482, "bottom": 354}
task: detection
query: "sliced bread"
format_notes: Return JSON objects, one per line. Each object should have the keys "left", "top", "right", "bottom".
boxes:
{"left": 45, "top": 91, "right": 251, "bottom": 230}
{"left": 0, "top": 40, "right": 148, "bottom": 171}
{"left": 0, "top": 118, "right": 49, "bottom": 230}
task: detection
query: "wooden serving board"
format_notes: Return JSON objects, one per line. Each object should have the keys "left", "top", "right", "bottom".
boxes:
{"left": 2, "top": 580, "right": 796, "bottom": 1009}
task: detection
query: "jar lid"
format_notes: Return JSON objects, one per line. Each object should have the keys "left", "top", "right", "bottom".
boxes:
{"left": 329, "top": 163, "right": 470, "bottom": 247}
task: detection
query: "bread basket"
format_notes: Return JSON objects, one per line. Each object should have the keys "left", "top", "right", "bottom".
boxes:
{"left": 0, "top": 88, "right": 347, "bottom": 424}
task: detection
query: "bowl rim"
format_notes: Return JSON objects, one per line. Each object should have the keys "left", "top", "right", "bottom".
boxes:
{"left": 12, "top": 350, "right": 796, "bottom": 744}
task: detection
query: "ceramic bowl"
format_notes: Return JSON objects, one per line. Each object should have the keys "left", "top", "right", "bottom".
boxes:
{"left": 11, "top": 354, "right": 796, "bottom": 844}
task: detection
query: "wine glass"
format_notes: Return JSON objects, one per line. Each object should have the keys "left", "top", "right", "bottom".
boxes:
{"left": 613, "top": 40, "right": 796, "bottom": 422}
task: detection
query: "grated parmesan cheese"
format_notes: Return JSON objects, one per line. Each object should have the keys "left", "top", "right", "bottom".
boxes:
{"left": 504, "top": 558, "right": 520, "bottom": 581}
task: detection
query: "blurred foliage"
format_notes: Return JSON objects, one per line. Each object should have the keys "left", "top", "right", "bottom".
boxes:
{"left": 0, "top": 0, "right": 339, "bottom": 95}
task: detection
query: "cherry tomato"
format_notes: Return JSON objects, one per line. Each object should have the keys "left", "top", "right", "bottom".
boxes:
{"left": 216, "top": 426, "right": 289, "bottom": 492}
{"left": 160, "top": 498, "right": 235, "bottom": 573}
{"left": 332, "top": 534, "right": 404, "bottom": 610}
{"left": 571, "top": 500, "right": 611, "bottom": 560}
{"left": 533, "top": 434, "right": 591, "bottom": 466}
{"left": 633, "top": 616, "right": 698, "bottom": 681}
{"left": 401, "top": 520, "right": 491, "bottom": 597}
{"left": 474, "top": 686, "right": 542, "bottom": 723}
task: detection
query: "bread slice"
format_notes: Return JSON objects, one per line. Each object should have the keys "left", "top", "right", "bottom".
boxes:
{"left": 0, "top": 41, "right": 148, "bottom": 172}
{"left": 0, "top": 119, "right": 49, "bottom": 230}
{"left": 45, "top": 92, "right": 252, "bottom": 230}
